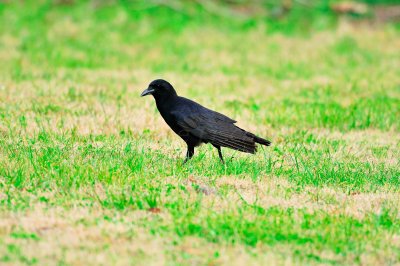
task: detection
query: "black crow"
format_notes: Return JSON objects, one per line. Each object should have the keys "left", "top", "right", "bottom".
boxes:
{"left": 141, "top": 79, "right": 271, "bottom": 163}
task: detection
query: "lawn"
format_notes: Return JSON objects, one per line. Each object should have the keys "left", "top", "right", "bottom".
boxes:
{"left": 0, "top": 1, "right": 399, "bottom": 265}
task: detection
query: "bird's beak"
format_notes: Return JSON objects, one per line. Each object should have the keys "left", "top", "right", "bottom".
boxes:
{"left": 140, "top": 87, "right": 154, "bottom": 97}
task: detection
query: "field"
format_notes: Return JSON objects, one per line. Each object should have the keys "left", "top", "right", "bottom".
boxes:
{"left": 0, "top": 1, "right": 400, "bottom": 265}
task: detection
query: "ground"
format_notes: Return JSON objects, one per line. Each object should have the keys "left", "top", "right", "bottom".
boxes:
{"left": 0, "top": 2, "right": 400, "bottom": 265}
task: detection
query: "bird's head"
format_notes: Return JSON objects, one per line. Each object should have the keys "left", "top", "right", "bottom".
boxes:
{"left": 141, "top": 79, "right": 177, "bottom": 102}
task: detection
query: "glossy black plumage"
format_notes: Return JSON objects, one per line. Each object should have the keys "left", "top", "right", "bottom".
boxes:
{"left": 141, "top": 79, "right": 271, "bottom": 163}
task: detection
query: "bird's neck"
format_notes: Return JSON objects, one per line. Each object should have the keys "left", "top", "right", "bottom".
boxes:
{"left": 154, "top": 94, "right": 178, "bottom": 110}
{"left": 154, "top": 93, "right": 177, "bottom": 103}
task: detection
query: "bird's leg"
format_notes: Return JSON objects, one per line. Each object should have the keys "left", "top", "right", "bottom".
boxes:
{"left": 213, "top": 145, "right": 225, "bottom": 164}
{"left": 217, "top": 147, "right": 225, "bottom": 164}
{"left": 183, "top": 145, "right": 194, "bottom": 164}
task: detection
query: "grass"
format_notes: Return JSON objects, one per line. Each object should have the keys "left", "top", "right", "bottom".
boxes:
{"left": 0, "top": 1, "right": 400, "bottom": 265}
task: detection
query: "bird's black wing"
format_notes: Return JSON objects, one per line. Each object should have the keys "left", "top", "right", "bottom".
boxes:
{"left": 171, "top": 109, "right": 257, "bottom": 154}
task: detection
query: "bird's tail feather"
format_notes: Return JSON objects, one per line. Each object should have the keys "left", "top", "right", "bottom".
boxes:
{"left": 207, "top": 127, "right": 270, "bottom": 154}
{"left": 209, "top": 131, "right": 256, "bottom": 154}
{"left": 254, "top": 135, "right": 271, "bottom": 146}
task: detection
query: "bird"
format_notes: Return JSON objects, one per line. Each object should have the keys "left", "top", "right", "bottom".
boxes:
{"left": 141, "top": 79, "right": 271, "bottom": 163}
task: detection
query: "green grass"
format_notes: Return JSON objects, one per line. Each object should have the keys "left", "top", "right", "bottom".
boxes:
{"left": 0, "top": 1, "right": 400, "bottom": 265}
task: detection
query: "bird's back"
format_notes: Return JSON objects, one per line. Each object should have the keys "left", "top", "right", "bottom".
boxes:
{"left": 173, "top": 96, "right": 236, "bottom": 124}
